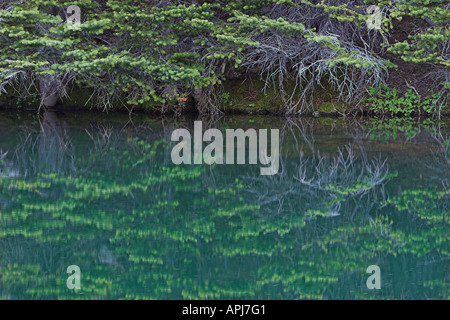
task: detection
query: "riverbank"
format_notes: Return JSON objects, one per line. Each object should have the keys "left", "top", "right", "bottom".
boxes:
{"left": 1, "top": 78, "right": 449, "bottom": 117}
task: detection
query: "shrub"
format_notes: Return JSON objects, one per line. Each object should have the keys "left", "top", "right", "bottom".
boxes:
{"left": 364, "top": 84, "right": 440, "bottom": 116}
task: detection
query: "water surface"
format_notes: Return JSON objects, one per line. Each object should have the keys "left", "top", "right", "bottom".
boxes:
{"left": 0, "top": 111, "right": 449, "bottom": 299}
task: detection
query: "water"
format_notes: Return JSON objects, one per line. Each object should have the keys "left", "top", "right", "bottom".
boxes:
{"left": 0, "top": 111, "right": 449, "bottom": 300}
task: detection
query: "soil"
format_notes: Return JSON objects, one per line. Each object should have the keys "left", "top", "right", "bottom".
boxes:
{"left": 383, "top": 17, "right": 438, "bottom": 96}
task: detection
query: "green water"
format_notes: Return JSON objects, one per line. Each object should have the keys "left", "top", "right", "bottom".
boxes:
{"left": 0, "top": 111, "right": 449, "bottom": 300}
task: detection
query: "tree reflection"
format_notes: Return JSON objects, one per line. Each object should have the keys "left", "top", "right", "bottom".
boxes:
{"left": 0, "top": 115, "right": 448, "bottom": 299}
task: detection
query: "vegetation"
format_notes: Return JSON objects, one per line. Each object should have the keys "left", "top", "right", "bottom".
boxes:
{"left": 0, "top": 0, "right": 448, "bottom": 301}
{"left": 0, "top": 0, "right": 448, "bottom": 114}
{"left": 364, "top": 84, "right": 440, "bottom": 116}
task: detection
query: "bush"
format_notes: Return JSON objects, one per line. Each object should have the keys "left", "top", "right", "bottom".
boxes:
{"left": 364, "top": 84, "right": 440, "bottom": 116}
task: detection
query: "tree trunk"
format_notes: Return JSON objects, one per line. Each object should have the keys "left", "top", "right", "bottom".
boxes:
{"left": 38, "top": 74, "right": 60, "bottom": 108}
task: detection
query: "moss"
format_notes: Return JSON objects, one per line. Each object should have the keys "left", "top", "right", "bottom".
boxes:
{"left": 318, "top": 101, "right": 353, "bottom": 114}
{"left": 221, "top": 76, "right": 358, "bottom": 115}
{"left": 221, "top": 78, "right": 286, "bottom": 114}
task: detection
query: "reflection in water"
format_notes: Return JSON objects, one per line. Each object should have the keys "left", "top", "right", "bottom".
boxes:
{"left": 37, "top": 111, "right": 75, "bottom": 174}
{"left": 4, "top": 111, "right": 75, "bottom": 177}
{"left": 0, "top": 112, "right": 449, "bottom": 299}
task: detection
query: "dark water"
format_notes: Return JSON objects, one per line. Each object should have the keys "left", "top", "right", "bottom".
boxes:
{"left": 0, "top": 111, "right": 449, "bottom": 300}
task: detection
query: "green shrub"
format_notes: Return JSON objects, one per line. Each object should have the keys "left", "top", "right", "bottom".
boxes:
{"left": 364, "top": 84, "right": 440, "bottom": 116}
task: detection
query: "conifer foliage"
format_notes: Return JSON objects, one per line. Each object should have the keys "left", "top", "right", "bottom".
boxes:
{"left": 0, "top": 1, "right": 448, "bottom": 112}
